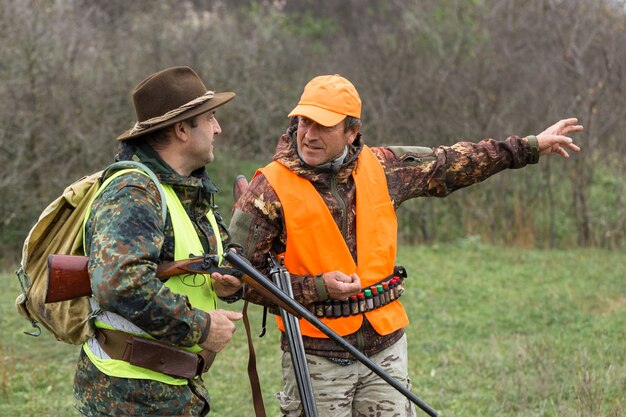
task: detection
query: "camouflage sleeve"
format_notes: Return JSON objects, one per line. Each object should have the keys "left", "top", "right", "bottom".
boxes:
{"left": 85, "top": 173, "right": 209, "bottom": 347}
{"left": 376, "top": 135, "right": 539, "bottom": 206}
{"left": 229, "top": 173, "right": 324, "bottom": 310}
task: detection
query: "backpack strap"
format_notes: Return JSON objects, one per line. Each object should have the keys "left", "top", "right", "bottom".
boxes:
{"left": 102, "top": 161, "right": 168, "bottom": 224}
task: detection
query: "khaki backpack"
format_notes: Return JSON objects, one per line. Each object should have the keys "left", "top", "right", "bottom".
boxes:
{"left": 15, "top": 161, "right": 165, "bottom": 344}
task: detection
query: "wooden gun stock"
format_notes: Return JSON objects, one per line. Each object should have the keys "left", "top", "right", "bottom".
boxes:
{"left": 45, "top": 253, "right": 300, "bottom": 317}
{"left": 45, "top": 254, "right": 181, "bottom": 303}
{"left": 232, "top": 174, "right": 249, "bottom": 205}
{"left": 46, "top": 254, "right": 92, "bottom": 304}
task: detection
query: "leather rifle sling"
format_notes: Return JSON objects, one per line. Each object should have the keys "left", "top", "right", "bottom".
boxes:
{"left": 243, "top": 300, "right": 267, "bottom": 417}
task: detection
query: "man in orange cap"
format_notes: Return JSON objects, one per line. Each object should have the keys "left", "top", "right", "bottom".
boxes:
{"left": 230, "top": 74, "right": 582, "bottom": 416}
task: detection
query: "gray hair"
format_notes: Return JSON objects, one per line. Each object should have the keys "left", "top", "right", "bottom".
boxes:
{"left": 344, "top": 116, "right": 361, "bottom": 133}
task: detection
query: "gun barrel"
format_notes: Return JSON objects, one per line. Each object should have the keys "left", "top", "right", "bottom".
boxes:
{"left": 270, "top": 254, "right": 318, "bottom": 416}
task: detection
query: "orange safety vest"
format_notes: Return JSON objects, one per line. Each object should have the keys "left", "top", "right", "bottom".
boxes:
{"left": 258, "top": 146, "right": 409, "bottom": 338}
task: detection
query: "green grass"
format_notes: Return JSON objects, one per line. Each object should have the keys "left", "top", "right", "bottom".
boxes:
{"left": 1, "top": 244, "right": 624, "bottom": 416}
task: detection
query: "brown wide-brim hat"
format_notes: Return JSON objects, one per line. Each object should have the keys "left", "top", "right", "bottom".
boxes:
{"left": 117, "top": 66, "right": 235, "bottom": 141}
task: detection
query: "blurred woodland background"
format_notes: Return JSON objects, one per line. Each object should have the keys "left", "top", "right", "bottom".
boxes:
{"left": 1, "top": 0, "right": 625, "bottom": 267}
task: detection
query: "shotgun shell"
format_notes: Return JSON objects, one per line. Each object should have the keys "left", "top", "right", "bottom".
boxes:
{"left": 357, "top": 292, "right": 366, "bottom": 313}
{"left": 364, "top": 289, "right": 374, "bottom": 311}
{"left": 376, "top": 284, "right": 384, "bottom": 305}
{"left": 370, "top": 286, "right": 380, "bottom": 308}
{"left": 341, "top": 299, "right": 350, "bottom": 317}
{"left": 349, "top": 295, "right": 359, "bottom": 315}
{"left": 324, "top": 300, "right": 333, "bottom": 318}
{"left": 332, "top": 300, "right": 342, "bottom": 318}
{"left": 388, "top": 278, "right": 395, "bottom": 301}
{"left": 382, "top": 282, "right": 390, "bottom": 304}
{"left": 396, "top": 277, "right": 405, "bottom": 297}
{"left": 391, "top": 277, "right": 399, "bottom": 299}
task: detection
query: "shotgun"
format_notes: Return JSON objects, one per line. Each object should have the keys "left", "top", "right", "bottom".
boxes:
{"left": 45, "top": 253, "right": 299, "bottom": 317}
{"left": 223, "top": 250, "right": 440, "bottom": 417}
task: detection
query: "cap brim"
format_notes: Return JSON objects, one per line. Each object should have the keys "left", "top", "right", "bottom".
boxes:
{"left": 288, "top": 104, "right": 346, "bottom": 127}
{"left": 117, "top": 92, "right": 236, "bottom": 141}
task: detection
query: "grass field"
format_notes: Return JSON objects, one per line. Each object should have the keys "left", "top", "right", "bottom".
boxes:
{"left": 1, "top": 243, "right": 624, "bottom": 417}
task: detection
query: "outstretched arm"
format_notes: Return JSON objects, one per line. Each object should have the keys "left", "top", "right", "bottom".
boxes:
{"left": 536, "top": 118, "right": 583, "bottom": 158}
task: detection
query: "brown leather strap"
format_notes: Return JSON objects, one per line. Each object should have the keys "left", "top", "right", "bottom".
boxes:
{"left": 198, "top": 350, "right": 217, "bottom": 374}
{"left": 96, "top": 328, "right": 213, "bottom": 379}
{"left": 243, "top": 301, "right": 267, "bottom": 417}
{"left": 96, "top": 311, "right": 265, "bottom": 416}
{"left": 96, "top": 327, "right": 133, "bottom": 360}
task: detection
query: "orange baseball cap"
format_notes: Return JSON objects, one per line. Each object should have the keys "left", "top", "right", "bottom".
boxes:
{"left": 288, "top": 74, "right": 361, "bottom": 127}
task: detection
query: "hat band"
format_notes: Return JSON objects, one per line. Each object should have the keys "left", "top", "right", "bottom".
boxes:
{"left": 129, "top": 91, "right": 215, "bottom": 135}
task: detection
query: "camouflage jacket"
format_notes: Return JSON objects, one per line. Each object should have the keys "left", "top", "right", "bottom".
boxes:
{"left": 84, "top": 141, "right": 231, "bottom": 348}
{"left": 229, "top": 125, "right": 539, "bottom": 358}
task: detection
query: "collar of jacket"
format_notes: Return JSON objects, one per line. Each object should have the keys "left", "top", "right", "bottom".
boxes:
{"left": 115, "top": 140, "right": 220, "bottom": 195}
{"left": 273, "top": 125, "right": 364, "bottom": 183}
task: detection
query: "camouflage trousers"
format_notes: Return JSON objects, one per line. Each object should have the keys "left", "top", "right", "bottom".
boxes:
{"left": 276, "top": 334, "right": 417, "bottom": 417}
{"left": 73, "top": 348, "right": 211, "bottom": 416}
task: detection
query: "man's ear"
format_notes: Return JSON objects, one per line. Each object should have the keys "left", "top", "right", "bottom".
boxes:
{"left": 172, "top": 121, "right": 189, "bottom": 142}
{"left": 347, "top": 125, "right": 360, "bottom": 145}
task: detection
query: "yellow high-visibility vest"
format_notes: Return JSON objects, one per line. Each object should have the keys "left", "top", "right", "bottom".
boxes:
{"left": 82, "top": 169, "right": 220, "bottom": 384}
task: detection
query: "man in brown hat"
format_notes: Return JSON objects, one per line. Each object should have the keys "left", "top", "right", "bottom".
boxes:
{"left": 74, "top": 66, "right": 244, "bottom": 417}
{"left": 229, "top": 74, "right": 583, "bottom": 416}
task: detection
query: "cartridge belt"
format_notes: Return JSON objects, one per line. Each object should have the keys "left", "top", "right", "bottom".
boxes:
{"left": 95, "top": 328, "right": 215, "bottom": 379}
{"left": 310, "top": 265, "right": 407, "bottom": 319}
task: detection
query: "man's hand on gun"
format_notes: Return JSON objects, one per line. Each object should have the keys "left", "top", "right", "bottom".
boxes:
{"left": 323, "top": 271, "right": 361, "bottom": 300}
{"left": 211, "top": 271, "right": 244, "bottom": 298}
